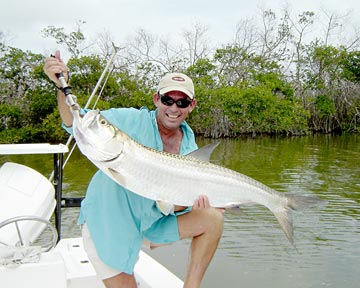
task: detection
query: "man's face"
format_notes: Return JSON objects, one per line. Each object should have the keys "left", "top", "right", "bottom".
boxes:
{"left": 154, "top": 90, "right": 196, "bottom": 131}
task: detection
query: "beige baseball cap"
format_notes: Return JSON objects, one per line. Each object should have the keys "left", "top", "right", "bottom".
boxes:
{"left": 158, "top": 72, "right": 195, "bottom": 99}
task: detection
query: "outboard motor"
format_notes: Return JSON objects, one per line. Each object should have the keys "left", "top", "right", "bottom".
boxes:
{"left": 0, "top": 162, "right": 56, "bottom": 247}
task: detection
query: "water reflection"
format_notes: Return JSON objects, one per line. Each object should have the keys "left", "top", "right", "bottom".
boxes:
{"left": 162, "top": 135, "right": 360, "bottom": 287}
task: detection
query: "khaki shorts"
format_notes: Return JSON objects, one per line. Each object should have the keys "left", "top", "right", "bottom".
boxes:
{"left": 82, "top": 224, "right": 171, "bottom": 279}
{"left": 82, "top": 224, "right": 122, "bottom": 280}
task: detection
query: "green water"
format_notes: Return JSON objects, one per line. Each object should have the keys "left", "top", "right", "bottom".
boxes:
{"left": 1, "top": 134, "right": 359, "bottom": 287}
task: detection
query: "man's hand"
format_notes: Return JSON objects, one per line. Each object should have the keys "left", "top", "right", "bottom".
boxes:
{"left": 174, "top": 195, "right": 225, "bottom": 213}
{"left": 43, "top": 50, "right": 74, "bottom": 127}
{"left": 193, "top": 195, "right": 225, "bottom": 213}
{"left": 43, "top": 50, "right": 69, "bottom": 87}
{"left": 193, "top": 195, "right": 210, "bottom": 210}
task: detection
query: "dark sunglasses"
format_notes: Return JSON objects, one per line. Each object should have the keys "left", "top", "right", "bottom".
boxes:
{"left": 158, "top": 93, "right": 193, "bottom": 108}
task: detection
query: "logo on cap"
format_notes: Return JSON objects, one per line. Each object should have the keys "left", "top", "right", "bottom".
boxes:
{"left": 172, "top": 76, "right": 185, "bottom": 82}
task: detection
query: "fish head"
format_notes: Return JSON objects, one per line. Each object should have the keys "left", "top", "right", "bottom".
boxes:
{"left": 73, "top": 110, "right": 124, "bottom": 162}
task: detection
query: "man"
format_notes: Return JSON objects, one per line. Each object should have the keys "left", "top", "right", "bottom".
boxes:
{"left": 44, "top": 51, "right": 224, "bottom": 288}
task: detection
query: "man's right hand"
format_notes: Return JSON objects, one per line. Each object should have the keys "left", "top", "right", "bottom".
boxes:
{"left": 43, "top": 50, "right": 69, "bottom": 87}
{"left": 43, "top": 50, "right": 74, "bottom": 127}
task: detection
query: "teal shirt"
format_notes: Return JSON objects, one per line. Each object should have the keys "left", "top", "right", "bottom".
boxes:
{"left": 69, "top": 107, "right": 197, "bottom": 274}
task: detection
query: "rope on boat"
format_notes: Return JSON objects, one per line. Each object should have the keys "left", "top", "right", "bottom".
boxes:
{"left": 0, "top": 245, "right": 41, "bottom": 267}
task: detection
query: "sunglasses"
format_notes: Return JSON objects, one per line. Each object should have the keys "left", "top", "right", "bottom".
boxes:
{"left": 158, "top": 93, "right": 193, "bottom": 108}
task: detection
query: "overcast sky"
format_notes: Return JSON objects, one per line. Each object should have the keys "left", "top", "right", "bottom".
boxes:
{"left": 1, "top": 0, "right": 359, "bottom": 59}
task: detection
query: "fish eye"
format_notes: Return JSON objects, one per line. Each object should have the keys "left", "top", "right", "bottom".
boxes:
{"left": 100, "top": 118, "right": 107, "bottom": 125}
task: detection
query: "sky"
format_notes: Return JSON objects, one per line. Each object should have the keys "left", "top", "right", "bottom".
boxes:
{"left": 1, "top": 0, "right": 359, "bottom": 59}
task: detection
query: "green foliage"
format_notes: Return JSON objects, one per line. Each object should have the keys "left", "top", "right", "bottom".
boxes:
{"left": 188, "top": 86, "right": 227, "bottom": 137}
{"left": 186, "top": 58, "right": 217, "bottom": 89}
{"left": 0, "top": 128, "right": 26, "bottom": 143}
{"left": 68, "top": 55, "right": 104, "bottom": 92}
{"left": 214, "top": 45, "right": 252, "bottom": 86}
{"left": 221, "top": 86, "right": 308, "bottom": 135}
{"left": 1, "top": 19, "right": 360, "bottom": 143}
{"left": 0, "top": 109, "right": 68, "bottom": 144}
{"left": 188, "top": 84, "right": 308, "bottom": 137}
{"left": 0, "top": 47, "right": 45, "bottom": 107}
{"left": 26, "top": 87, "right": 57, "bottom": 122}
{"left": 342, "top": 51, "right": 360, "bottom": 82}
{"left": 0, "top": 104, "right": 21, "bottom": 130}
{"left": 38, "top": 110, "right": 68, "bottom": 143}
{"left": 314, "top": 94, "right": 336, "bottom": 117}
{"left": 308, "top": 94, "right": 337, "bottom": 133}
{"left": 108, "top": 70, "right": 155, "bottom": 109}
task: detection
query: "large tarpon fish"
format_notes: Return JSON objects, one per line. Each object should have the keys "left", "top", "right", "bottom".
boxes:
{"left": 72, "top": 109, "right": 323, "bottom": 244}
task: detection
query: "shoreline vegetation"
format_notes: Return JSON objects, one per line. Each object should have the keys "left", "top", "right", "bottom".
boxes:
{"left": 1, "top": 9, "right": 359, "bottom": 143}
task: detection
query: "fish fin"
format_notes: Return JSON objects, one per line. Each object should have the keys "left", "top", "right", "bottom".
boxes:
{"left": 224, "top": 205, "right": 245, "bottom": 215}
{"left": 108, "top": 168, "right": 127, "bottom": 186}
{"left": 274, "top": 195, "right": 327, "bottom": 245}
{"left": 285, "top": 194, "right": 328, "bottom": 210}
{"left": 186, "top": 141, "right": 220, "bottom": 162}
{"left": 273, "top": 207, "right": 295, "bottom": 245}
{"left": 223, "top": 203, "right": 242, "bottom": 209}
{"left": 223, "top": 202, "right": 253, "bottom": 214}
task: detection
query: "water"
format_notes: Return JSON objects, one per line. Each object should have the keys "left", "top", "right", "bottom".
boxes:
{"left": 1, "top": 135, "right": 359, "bottom": 287}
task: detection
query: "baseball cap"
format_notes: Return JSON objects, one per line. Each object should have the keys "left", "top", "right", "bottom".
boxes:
{"left": 158, "top": 72, "right": 195, "bottom": 99}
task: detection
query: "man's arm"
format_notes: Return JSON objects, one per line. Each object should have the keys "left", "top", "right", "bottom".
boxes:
{"left": 57, "top": 90, "right": 73, "bottom": 127}
{"left": 43, "top": 50, "right": 73, "bottom": 127}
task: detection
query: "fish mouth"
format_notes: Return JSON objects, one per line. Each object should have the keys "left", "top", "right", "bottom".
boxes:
{"left": 74, "top": 110, "right": 121, "bottom": 162}
{"left": 82, "top": 110, "right": 101, "bottom": 126}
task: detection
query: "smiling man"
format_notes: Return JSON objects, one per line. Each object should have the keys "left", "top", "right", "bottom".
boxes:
{"left": 44, "top": 52, "right": 224, "bottom": 288}
{"left": 154, "top": 73, "right": 197, "bottom": 154}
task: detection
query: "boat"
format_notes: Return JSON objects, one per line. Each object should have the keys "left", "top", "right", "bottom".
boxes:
{"left": 0, "top": 143, "right": 184, "bottom": 288}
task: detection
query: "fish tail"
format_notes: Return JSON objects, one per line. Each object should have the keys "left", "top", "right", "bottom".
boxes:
{"left": 273, "top": 206, "right": 295, "bottom": 245}
{"left": 273, "top": 194, "right": 326, "bottom": 245}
